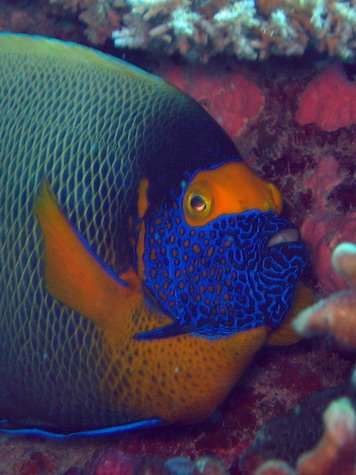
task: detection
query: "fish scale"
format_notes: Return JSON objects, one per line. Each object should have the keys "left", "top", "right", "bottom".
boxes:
{"left": 0, "top": 40, "right": 179, "bottom": 428}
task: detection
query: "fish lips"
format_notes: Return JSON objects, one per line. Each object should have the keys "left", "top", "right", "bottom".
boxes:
{"left": 258, "top": 217, "right": 307, "bottom": 299}
{"left": 266, "top": 226, "right": 301, "bottom": 248}
{"left": 262, "top": 219, "right": 306, "bottom": 264}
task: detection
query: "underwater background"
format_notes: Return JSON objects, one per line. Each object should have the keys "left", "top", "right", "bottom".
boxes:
{"left": 0, "top": 0, "right": 355, "bottom": 473}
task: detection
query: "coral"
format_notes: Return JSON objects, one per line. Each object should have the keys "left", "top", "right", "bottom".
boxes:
{"left": 160, "top": 64, "right": 265, "bottom": 138}
{"left": 12, "top": 451, "right": 55, "bottom": 474}
{"left": 296, "top": 396, "right": 356, "bottom": 475}
{"left": 239, "top": 381, "right": 356, "bottom": 473}
{"left": 94, "top": 451, "right": 136, "bottom": 474}
{"left": 76, "top": 452, "right": 229, "bottom": 474}
{"left": 110, "top": 0, "right": 356, "bottom": 61}
{"left": 293, "top": 242, "right": 356, "bottom": 348}
{"left": 48, "top": 0, "right": 121, "bottom": 44}
{"left": 302, "top": 212, "right": 356, "bottom": 293}
{"left": 295, "top": 64, "right": 356, "bottom": 132}
{"left": 299, "top": 156, "right": 356, "bottom": 294}
{"left": 240, "top": 241, "right": 356, "bottom": 474}
{"left": 0, "top": 0, "right": 84, "bottom": 42}
{"left": 39, "top": 0, "right": 356, "bottom": 61}
{"left": 246, "top": 395, "right": 356, "bottom": 475}
{"left": 0, "top": 7, "right": 355, "bottom": 472}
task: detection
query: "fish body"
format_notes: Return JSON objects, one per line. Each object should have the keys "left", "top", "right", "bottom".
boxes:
{"left": 0, "top": 34, "right": 307, "bottom": 434}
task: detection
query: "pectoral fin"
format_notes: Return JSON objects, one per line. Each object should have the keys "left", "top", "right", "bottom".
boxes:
{"left": 34, "top": 180, "right": 140, "bottom": 335}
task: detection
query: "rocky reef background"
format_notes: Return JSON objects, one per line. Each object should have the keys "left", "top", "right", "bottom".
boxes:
{"left": 0, "top": 0, "right": 355, "bottom": 473}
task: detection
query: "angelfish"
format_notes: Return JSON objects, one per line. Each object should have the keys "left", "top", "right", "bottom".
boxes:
{"left": 0, "top": 34, "right": 310, "bottom": 437}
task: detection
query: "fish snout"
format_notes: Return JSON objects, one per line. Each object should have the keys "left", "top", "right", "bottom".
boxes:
{"left": 266, "top": 227, "right": 300, "bottom": 248}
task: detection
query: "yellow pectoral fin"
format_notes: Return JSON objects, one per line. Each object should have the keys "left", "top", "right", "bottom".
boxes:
{"left": 267, "top": 282, "right": 316, "bottom": 346}
{"left": 34, "top": 180, "right": 139, "bottom": 335}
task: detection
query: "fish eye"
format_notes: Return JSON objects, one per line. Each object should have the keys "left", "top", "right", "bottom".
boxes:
{"left": 190, "top": 195, "right": 207, "bottom": 212}
{"left": 183, "top": 182, "right": 213, "bottom": 224}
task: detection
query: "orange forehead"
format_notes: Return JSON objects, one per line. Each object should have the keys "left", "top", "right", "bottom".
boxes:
{"left": 183, "top": 161, "right": 283, "bottom": 226}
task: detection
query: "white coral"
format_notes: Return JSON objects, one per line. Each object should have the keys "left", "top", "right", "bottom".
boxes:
{"left": 170, "top": 8, "right": 201, "bottom": 36}
{"left": 108, "top": 0, "right": 356, "bottom": 61}
{"left": 214, "top": 0, "right": 259, "bottom": 28}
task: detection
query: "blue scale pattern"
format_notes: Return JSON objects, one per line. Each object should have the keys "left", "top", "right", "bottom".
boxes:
{"left": 143, "top": 202, "right": 306, "bottom": 338}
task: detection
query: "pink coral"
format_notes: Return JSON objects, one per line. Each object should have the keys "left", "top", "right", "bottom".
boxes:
{"left": 303, "top": 155, "right": 344, "bottom": 211}
{"left": 94, "top": 451, "right": 136, "bottom": 475}
{"left": 296, "top": 397, "right": 356, "bottom": 475}
{"left": 293, "top": 242, "right": 356, "bottom": 348}
{"left": 239, "top": 241, "right": 356, "bottom": 474}
{"left": 301, "top": 213, "right": 356, "bottom": 293}
{"left": 255, "top": 460, "right": 296, "bottom": 475}
{"left": 295, "top": 64, "right": 356, "bottom": 132}
{"left": 254, "top": 397, "right": 356, "bottom": 475}
{"left": 161, "top": 64, "right": 265, "bottom": 139}
{"left": 300, "top": 156, "right": 356, "bottom": 294}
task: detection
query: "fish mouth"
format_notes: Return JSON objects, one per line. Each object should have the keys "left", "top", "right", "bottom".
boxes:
{"left": 266, "top": 227, "right": 300, "bottom": 248}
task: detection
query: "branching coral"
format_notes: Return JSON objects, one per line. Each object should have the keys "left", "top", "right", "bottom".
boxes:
{"left": 295, "top": 396, "right": 356, "bottom": 475}
{"left": 239, "top": 379, "right": 356, "bottom": 474}
{"left": 293, "top": 242, "right": 356, "bottom": 349}
{"left": 112, "top": 0, "right": 356, "bottom": 61}
{"left": 48, "top": 0, "right": 356, "bottom": 61}
{"left": 48, "top": 0, "right": 121, "bottom": 44}
{"left": 253, "top": 395, "right": 356, "bottom": 475}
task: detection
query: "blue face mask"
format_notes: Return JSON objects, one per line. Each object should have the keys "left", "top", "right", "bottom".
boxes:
{"left": 137, "top": 187, "right": 306, "bottom": 341}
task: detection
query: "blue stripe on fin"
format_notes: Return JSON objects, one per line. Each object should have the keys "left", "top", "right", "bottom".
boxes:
{"left": 0, "top": 418, "right": 162, "bottom": 438}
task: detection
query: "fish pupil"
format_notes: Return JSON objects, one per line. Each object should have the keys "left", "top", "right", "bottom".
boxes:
{"left": 190, "top": 195, "right": 206, "bottom": 212}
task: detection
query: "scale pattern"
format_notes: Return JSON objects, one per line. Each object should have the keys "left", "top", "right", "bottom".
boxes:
{"left": 0, "top": 45, "right": 200, "bottom": 428}
{"left": 0, "top": 35, "right": 306, "bottom": 431}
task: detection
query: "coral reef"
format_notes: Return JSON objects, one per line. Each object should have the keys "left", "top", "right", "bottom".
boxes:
{"left": 0, "top": 4, "right": 355, "bottom": 474}
{"left": 293, "top": 242, "right": 356, "bottom": 348}
{"left": 295, "top": 63, "right": 356, "bottom": 132}
{"left": 300, "top": 156, "right": 356, "bottom": 294}
{"left": 239, "top": 381, "right": 356, "bottom": 474}
{"left": 42, "top": 0, "right": 356, "bottom": 62}
{"left": 0, "top": 0, "right": 86, "bottom": 45}
{"left": 159, "top": 63, "right": 265, "bottom": 138}
{"left": 295, "top": 396, "right": 356, "bottom": 475}
{"left": 4, "top": 0, "right": 352, "bottom": 62}
{"left": 240, "top": 241, "right": 356, "bottom": 474}
{"left": 91, "top": 452, "right": 229, "bottom": 474}
{"left": 48, "top": 0, "right": 121, "bottom": 44}
{"left": 254, "top": 396, "right": 356, "bottom": 475}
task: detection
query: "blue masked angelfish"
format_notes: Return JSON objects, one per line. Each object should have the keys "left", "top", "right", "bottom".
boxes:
{"left": 0, "top": 34, "right": 312, "bottom": 437}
